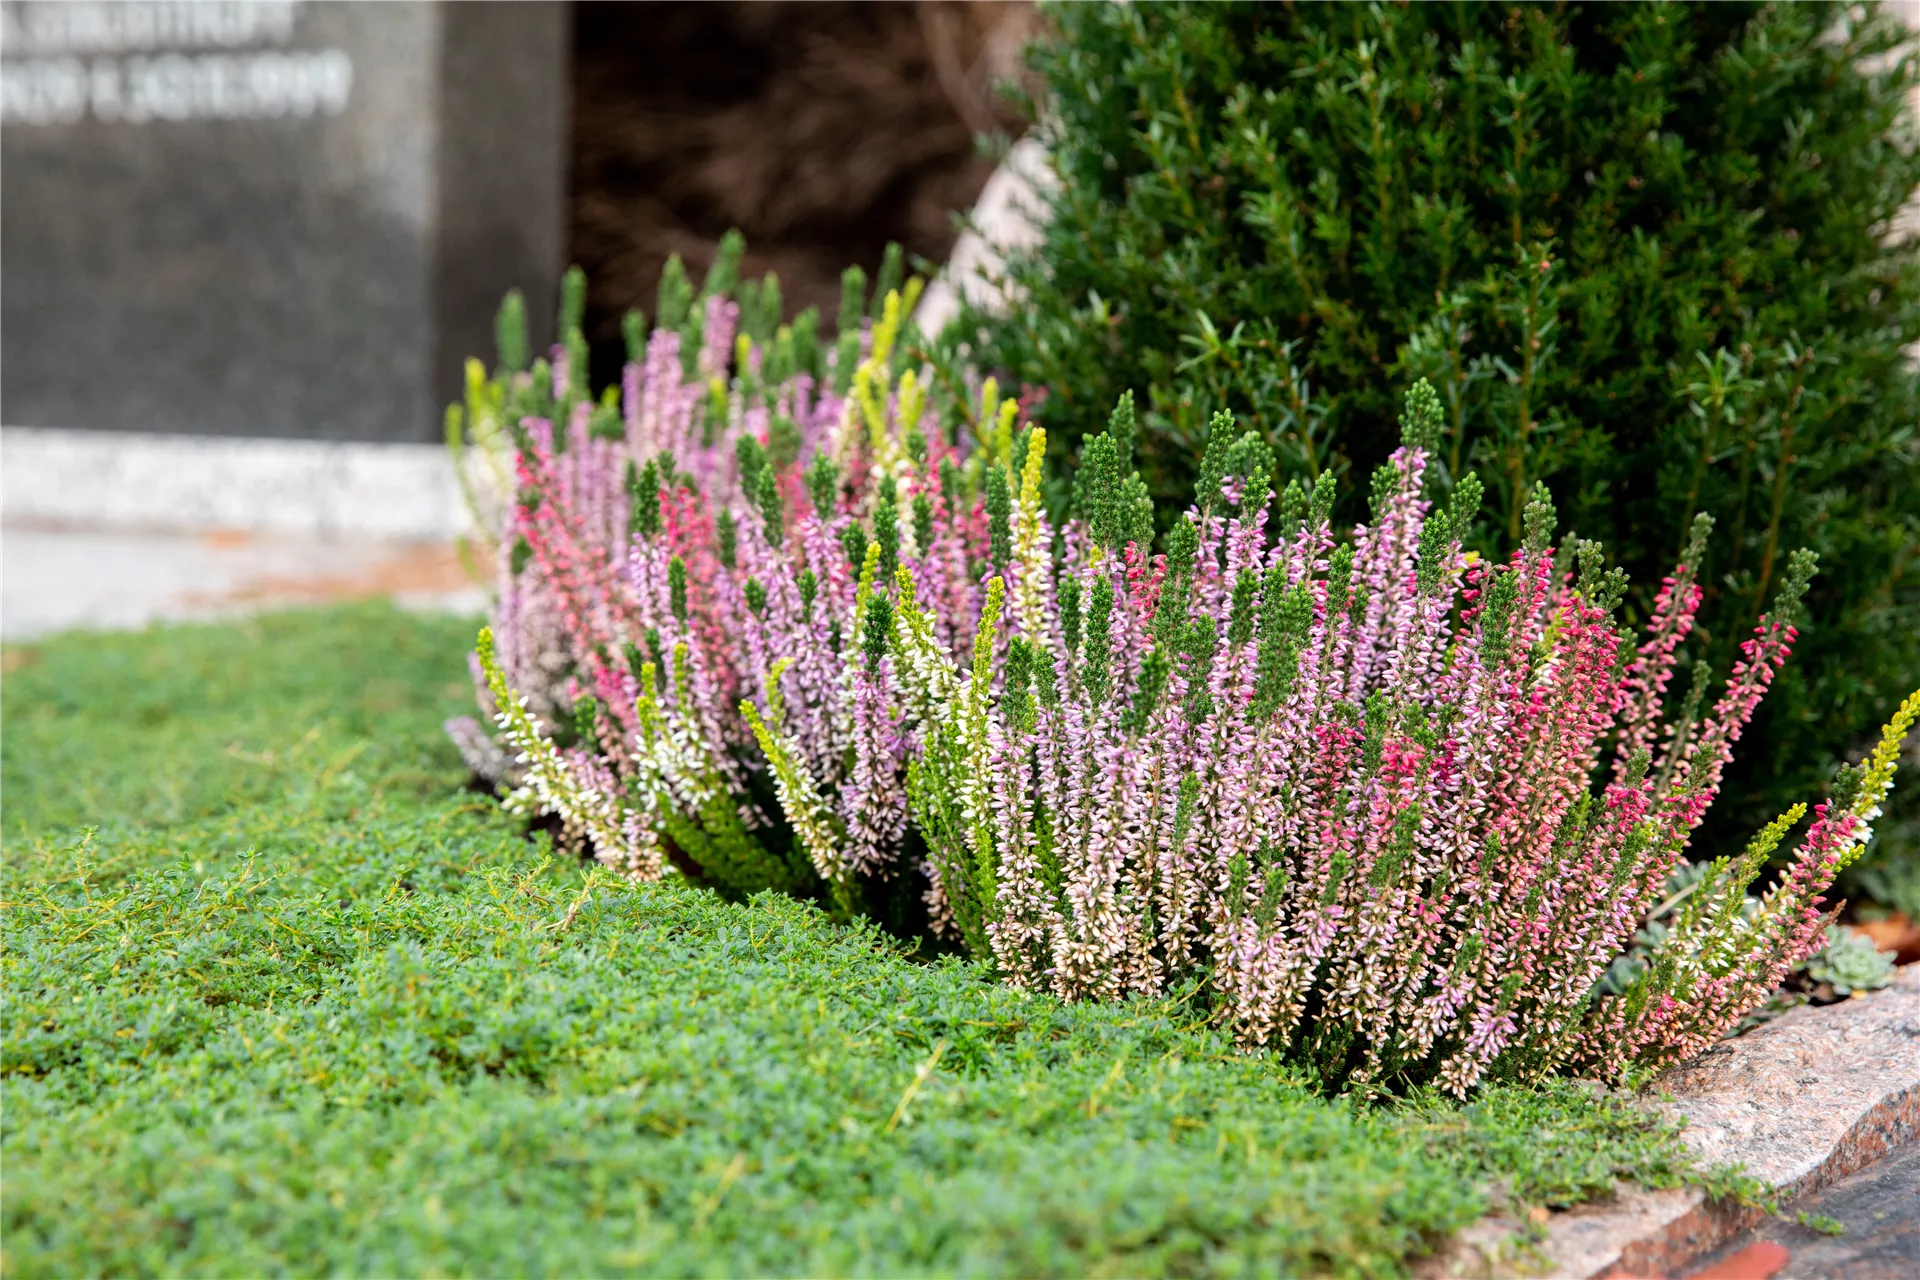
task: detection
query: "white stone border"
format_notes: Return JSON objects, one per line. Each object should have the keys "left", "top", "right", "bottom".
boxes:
{"left": 913, "top": 135, "right": 1055, "bottom": 336}
{"left": 0, "top": 425, "right": 471, "bottom": 540}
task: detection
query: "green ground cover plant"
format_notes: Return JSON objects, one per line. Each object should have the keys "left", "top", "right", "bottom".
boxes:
{"left": 964, "top": 0, "right": 1920, "bottom": 909}
{"left": 3, "top": 604, "right": 1715, "bottom": 1277}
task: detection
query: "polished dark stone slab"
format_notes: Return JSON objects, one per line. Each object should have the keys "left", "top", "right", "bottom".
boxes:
{"left": 2, "top": 1, "right": 565, "bottom": 442}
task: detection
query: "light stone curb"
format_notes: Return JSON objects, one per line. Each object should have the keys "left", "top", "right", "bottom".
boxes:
{"left": 912, "top": 135, "right": 1053, "bottom": 337}
{"left": 1422, "top": 964, "right": 1920, "bottom": 1279}
{"left": 1, "top": 425, "right": 474, "bottom": 541}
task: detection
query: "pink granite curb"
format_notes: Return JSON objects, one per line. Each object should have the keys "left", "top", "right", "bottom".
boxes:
{"left": 1420, "top": 964, "right": 1920, "bottom": 1279}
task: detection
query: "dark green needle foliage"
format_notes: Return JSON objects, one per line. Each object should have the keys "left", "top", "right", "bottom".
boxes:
{"left": 968, "top": 1, "right": 1920, "bottom": 902}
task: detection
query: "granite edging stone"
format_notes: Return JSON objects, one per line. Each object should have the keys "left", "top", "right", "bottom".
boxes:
{"left": 1420, "top": 963, "right": 1920, "bottom": 1279}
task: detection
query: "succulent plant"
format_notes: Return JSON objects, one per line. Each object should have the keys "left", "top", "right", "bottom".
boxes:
{"left": 1805, "top": 925, "right": 1896, "bottom": 997}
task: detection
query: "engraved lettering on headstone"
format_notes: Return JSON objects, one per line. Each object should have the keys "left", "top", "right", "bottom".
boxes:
{"left": 1, "top": 1, "right": 352, "bottom": 124}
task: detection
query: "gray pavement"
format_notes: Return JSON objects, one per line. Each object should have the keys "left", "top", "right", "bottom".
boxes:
{"left": 1680, "top": 1141, "right": 1920, "bottom": 1279}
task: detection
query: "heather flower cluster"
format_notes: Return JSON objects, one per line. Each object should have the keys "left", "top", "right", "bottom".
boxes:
{"left": 454, "top": 254, "right": 1917, "bottom": 1094}
{"left": 447, "top": 237, "right": 856, "bottom": 734}
{"left": 893, "top": 386, "right": 1917, "bottom": 1093}
{"left": 451, "top": 244, "right": 1015, "bottom": 921}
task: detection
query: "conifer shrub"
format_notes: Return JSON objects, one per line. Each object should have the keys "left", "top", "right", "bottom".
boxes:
{"left": 470, "top": 343, "right": 1920, "bottom": 1092}
{"left": 959, "top": 0, "right": 1920, "bottom": 910}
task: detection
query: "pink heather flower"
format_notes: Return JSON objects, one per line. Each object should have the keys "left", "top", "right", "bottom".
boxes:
{"left": 891, "top": 389, "right": 1912, "bottom": 1097}
{"left": 465, "top": 282, "right": 1009, "bottom": 923}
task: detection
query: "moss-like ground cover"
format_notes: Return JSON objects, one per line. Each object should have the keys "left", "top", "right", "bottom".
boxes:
{"left": 4, "top": 604, "right": 1708, "bottom": 1276}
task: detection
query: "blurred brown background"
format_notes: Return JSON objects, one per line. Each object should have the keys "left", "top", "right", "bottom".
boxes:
{"left": 572, "top": 0, "right": 1038, "bottom": 374}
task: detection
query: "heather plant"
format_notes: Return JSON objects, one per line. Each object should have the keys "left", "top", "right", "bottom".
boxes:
{"left": 444, "top": 233, "right": 884, "bottom": 743}
{"left": 890, "top": 383, "right": 1919, "bottom": 1094}
{"left": 455, "top": 248, "right": 1019, "bottom": 922}
{"left": 471, "top": 340, "right": 1918, "bottom": 1090}
{"left": 456, "top": 207, "right": 1919, "bottom": 1094}
{"left": 447, "top": 232, "right": 852, "bottom": 553}
{"left": 446, "top": 233, "right": 851, "bottom": 743}
{"left": 1600, "top": 865, "right": 1896, "bottom": 1032}
{"left": 961, "top": 0, "right": 1920, "bottom": 913}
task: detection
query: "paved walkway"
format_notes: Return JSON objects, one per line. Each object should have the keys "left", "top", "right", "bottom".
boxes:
{"left": 1, "top": 523, "right": 484, "bottom": 640}
{"left": 1679, "top": 1141, "right": 1920, "bottom": 1279}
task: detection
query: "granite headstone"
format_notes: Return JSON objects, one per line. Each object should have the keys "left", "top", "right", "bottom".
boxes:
{"left": 1, "top": 0, "right": 567, "bottom": 442}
